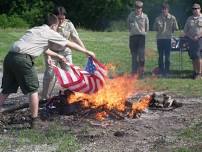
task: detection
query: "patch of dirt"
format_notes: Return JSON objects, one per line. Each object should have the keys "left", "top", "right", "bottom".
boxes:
{"left": 0, "top": 73, "right": 202, "bottom": 151}
{"left": 1, "top": 92, "right": 202, "bottom": 152}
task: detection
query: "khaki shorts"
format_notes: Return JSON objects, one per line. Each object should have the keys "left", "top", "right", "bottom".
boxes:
{"left": 187, "top": 37, "right": 202, "bottom": 60}
{"left": 1, "top": 52, "right": 39, "bottom": 94}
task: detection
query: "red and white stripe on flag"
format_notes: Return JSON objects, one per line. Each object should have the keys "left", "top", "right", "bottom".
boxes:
{"left": 53, "top": 57, "right": 107, "bottom": 94}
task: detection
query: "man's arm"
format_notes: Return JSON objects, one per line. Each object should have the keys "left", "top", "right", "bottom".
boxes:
{"left": 146, "top": 15, "right": 149, "bottom": 32}
{"left": 66, "top": 39, "right": 95, "bottom": 57}
{"left": 45, "top": 49, "right": 68, "bottom": 64}
{"left": 71, "top": 36, "right": 86, "bottom": 49}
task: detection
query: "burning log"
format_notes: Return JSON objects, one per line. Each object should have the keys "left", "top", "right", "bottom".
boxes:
{"left": 106, "top": 109, "right": 125, "bottom": 120}
{"left": 149, "top": 93, "right": 182, "bottom": 110}
{"left": 128, "top": 95, "right": 153, "bottom": 119}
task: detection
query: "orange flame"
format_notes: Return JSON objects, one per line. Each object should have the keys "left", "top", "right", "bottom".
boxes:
{"left": 129, "top": 95, "right": 152, "bottom": 118}
{"left": 95, "top": 111, "right": 108, "bottom": 121}
{"left": 67, "top": 67, "right": 152, "bottom": 120}
{"left": 68, "top": 75, "right": 138, "bottom": 111}
{"left": 132, "top": 95, "right": 152, "bottom": 112}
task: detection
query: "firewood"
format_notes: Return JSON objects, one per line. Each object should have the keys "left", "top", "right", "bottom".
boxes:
{"left": 106, "top": 109, "right": 125, "bottom": 120}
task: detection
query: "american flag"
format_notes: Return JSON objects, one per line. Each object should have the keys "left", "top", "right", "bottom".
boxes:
{"left": 53, "top": 56, "right": 108, "bottom": 94}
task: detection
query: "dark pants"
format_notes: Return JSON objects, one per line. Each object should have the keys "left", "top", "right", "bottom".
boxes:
{"left": 1, "top": 52, "right": 39, "bottom": 94}
{"left": 157, "top": 39, "right": 171, "bottom": 74}
{"left": 129, "top": 35, "right": 145, "bottom": 74}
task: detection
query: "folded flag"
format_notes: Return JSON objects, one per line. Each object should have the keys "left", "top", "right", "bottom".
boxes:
{"left": 53, "top": 56, "right": 108, "bottom": 94}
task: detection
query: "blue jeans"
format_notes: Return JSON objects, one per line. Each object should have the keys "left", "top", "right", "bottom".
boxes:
{"left": 157, "top": 39, "right": 171, "bottom": 74}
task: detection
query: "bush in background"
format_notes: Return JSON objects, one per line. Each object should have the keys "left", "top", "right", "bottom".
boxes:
{"left": 0, "top": 14, "right": 8, "bottom": 28}
{"left": 105, "top": 20, "right": 128, "bottom": 32}
{"left": 0, "top": 0, "right": 201, "bottom": 30}
{"left": 0, "top": 14, "right": 28, "bottom": 28}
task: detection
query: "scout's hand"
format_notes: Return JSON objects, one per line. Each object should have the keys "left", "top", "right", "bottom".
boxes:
{"left": 47, "top": 56, "right": 53, "bottom": 65}
{"left": 58, "top": 54, "right": 68, "bottom": 63}
{"left": 86, "top": 50, "right": 95, "bottom": 58}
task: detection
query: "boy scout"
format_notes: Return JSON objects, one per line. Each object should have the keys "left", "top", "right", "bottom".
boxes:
{"left": 0, "top": 14, "right": 94, "bottom": 128}
{"left": 153, "top": 3, "right": 179, "bottom": 77}
{"left": 41, "top": 6, "right": 86, "bottom": 100}
{"left": 127, "top": 0, "right": 149, "bottom": 78}
{"left": 184, "top": 3, "right": 202, "bottom": 79}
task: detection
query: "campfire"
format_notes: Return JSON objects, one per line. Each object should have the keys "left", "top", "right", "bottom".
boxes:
{"left": 0, "top": 74, "right": 182, "bottom": 131}
{"left": 43, "top": 75, "right": 159, "bottom": 121}
{"left": 67, "top": 75, "right": 152, "bottom": 120}
{"left": 0, "top": 74, "right": 182, "bottom": 123}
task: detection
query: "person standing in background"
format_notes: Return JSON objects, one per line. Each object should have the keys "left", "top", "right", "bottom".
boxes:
{"left": 184, "top": 3, "right": 202, "bottom": 80}
{"left": 127, "top": 0, "right": 149, "bottom": 78}
{"left": 41, "top": 6, "right": 86, "bottom": 100}
{"left": 153, "top": 3, "right": 179, "bottom": 77}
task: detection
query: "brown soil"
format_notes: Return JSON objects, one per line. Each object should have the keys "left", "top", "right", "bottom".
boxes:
{"left": 1, "top": 91, "right": 202, "bottom": 152}
{"left": 0, "top": 73, "right": 202, "bottom": 152}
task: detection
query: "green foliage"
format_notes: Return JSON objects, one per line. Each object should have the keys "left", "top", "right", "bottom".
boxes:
{"left": 0, "top": 0, "right": 202, "bottom": 30}
{"left": 8, "top": 15, "right": 29, "bottom": 28}
{"left": 20, "top": 0, "right": 54, "bottom": 26}
{"left": 0, "top": 14, "right": 8, "bottom": 28}
{"left": 0, "top": 14, "right": 28, "bottom": 28}
{"left": 59, "top": 0, "right": 131, "bottom": 30}
{"left": 0, "top": 0, "right": 54, "bottom": 27}
{"left": 105, "top": 20, "right": 128, "bottom": 32}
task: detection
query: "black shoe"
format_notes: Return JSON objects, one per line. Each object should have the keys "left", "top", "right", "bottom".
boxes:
{"left": 192, "top": 72, "right": 197, "bottom": 79}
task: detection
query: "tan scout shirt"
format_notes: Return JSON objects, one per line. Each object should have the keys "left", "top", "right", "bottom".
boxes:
{"left": 58, "top": 19, "right": 79, "bottom": 40}
{"left": 127, "top": 12, "right": 149, "bottom": 36}
{"left": 184, "top": 14, "right": 202, "bottom": 38}
{"left": 153, "top": 13, "right": 179, "bottom": 39}
{"left": 49, "top": 19, "right": 79, "bottom": 52}
{"left": 10, "top": 25, "right": 68, "bottom": 58}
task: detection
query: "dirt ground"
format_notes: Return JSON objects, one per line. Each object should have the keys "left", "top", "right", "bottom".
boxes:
{"left": 0, "top": 73, "right": 202, "bottom": 152}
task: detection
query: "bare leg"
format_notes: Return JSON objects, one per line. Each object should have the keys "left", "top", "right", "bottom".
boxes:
{"left": 194, "top": 59, "right": 200, "bottom": 74}
{"left": 200, "top": 59, "right": 202, "bottom": 74}
{"left": 29, "top": 92, "right": 39, "bottom": 118}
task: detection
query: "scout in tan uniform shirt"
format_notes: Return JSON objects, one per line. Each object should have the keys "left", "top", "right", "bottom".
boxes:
{"left": 184, "top": 3, "right": 202, "bottom": 79}
{"left": 0, "top": 14, "right": 95, "bottom": 128}
{"left": 127, "top": 0, "right": 149, "bottom": 78}
{"left": 153, "top": 3, "right": 179, "bottom": 77}
{"left": 41, "top": 6, "right": 86, "bottom": 100}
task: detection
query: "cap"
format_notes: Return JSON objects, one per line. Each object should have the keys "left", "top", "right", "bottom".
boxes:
{"left": 135, "top": 1, "right": 143, "bottom": 8}
{"left": 192, "top": 3, "right": 201, "bottom": 9}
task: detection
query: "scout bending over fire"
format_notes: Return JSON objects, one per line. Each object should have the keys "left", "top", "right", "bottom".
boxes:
{"left": 0, "top": 14, "right": 95, "bottom": 129}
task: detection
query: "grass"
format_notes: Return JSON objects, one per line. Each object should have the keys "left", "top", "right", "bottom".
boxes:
{"left": 174, "top": 122, "right": 202, "bottom": 152}
{"left": 0, "top": 28, "right": 202, "bottom": 151}
{"left": 68, "top": 30, "right": 201, "bottom": 97}
{"left": 1, "top": 28, "right": 200, "bottom": 96}
{"left": 0, "top": 125, "right": 79, "bottom": 152}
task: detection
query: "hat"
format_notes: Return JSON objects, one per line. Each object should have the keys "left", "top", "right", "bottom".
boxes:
{"left": 192, "top": 3, "right": 201, "bottom": 9}
{"left": 135, "top": 1, "right": 143, "bottom": 8}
